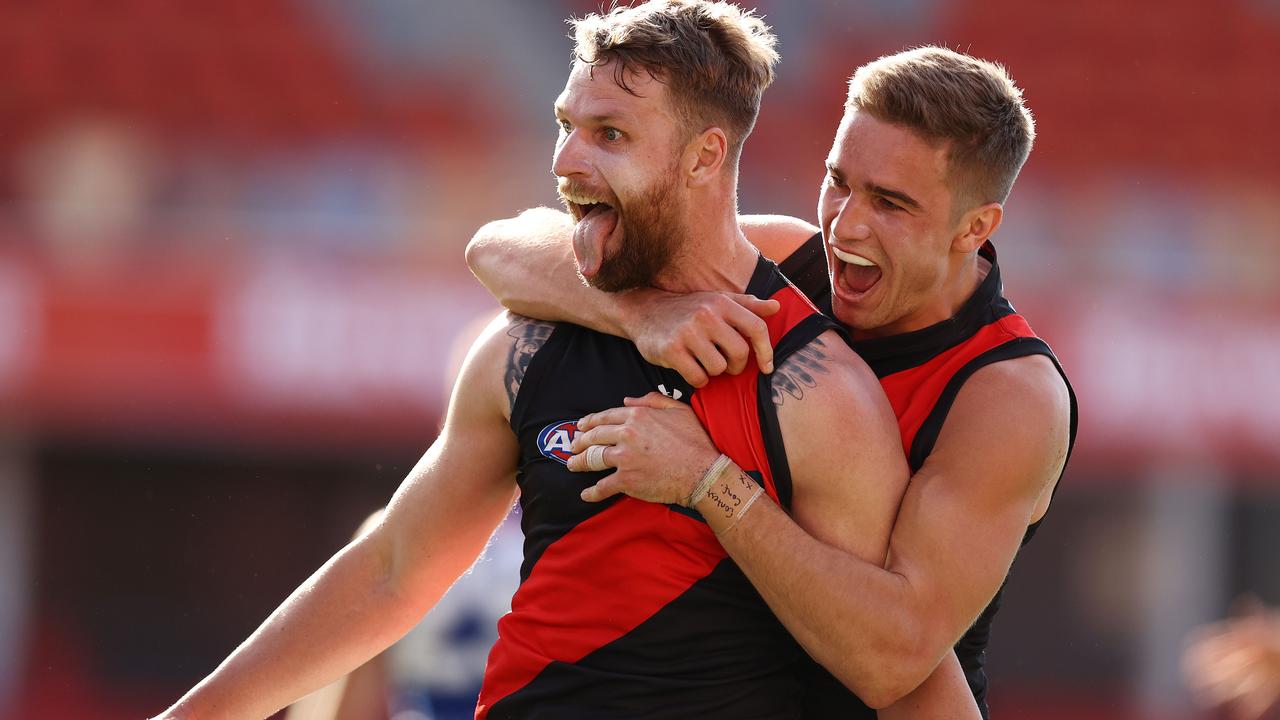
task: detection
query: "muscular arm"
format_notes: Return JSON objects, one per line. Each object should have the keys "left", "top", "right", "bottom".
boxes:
{"left": 156, "top": 314, "right": 536, "bottom": 720}
{"left": 737, "top": 213, "right": 817, "bottom": 263}
{"left": 698, "top": 353, "right": 1071, "bottom": 707}
{"left": 570, "top": 331, "right": 935, "bottom": 706}
{"left": 466, "top": 209, "right": 815, "bottom": 385}
{"left": 466, "top": 208, "right": 629, "bottom": 334}
{"left": 466, "top": 208, "right": 814, "bottom": 324}
{"left": 688, "top": 332, "right": 919, "bottom": 702}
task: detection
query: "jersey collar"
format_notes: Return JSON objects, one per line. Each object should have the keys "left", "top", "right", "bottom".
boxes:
{"left": 850, "top": 242, "right": 1011, "bottom": 377}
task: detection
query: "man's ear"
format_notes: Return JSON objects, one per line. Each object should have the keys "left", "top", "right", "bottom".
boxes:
{"left": 686, "top": 127, "right": 728, "bottom": 187}
{"left": 952, "top": 201, "right": 1003, "bottom": 253}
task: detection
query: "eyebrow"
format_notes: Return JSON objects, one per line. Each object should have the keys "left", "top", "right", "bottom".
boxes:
{"left": 869, "top": 183, "right": 923, "bottom": 211}
{"left": 554, "top": 104, "right": 628, "bottom": 126}
{"left": 825, "top": 161, "right": 923, "bottom": 211}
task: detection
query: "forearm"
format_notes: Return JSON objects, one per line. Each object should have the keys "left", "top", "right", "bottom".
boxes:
{"left": 465, "top": 208, "right": 630, "bottom": 336}
{"left": 877, "top": 652, "right": 981, "bottom": 720}
{"left": 694, "top": 470, "right": 938, "bottom": 707}
{"left": 162, "top": 535, "right": 421, "bottom": 720}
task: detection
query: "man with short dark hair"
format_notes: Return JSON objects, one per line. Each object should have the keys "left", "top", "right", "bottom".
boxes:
{"left": 468, "top": 45, "right": 1077, "bottom": 719}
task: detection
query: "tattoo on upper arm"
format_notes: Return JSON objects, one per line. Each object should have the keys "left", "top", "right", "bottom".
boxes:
{"left": 505, "top": 316, "right": 555, "bottom": 409}
{"left": 770, "top": 336, "right": 830, "bottom": 407}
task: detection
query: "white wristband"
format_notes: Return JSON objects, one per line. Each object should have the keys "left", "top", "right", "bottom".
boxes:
{"left": 686, "top": 453, "right": 731, "bottom": 508}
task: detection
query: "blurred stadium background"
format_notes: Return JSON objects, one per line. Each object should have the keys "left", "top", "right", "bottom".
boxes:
{"left": 0, "top": 0, "right": 1277, "bottom": 718}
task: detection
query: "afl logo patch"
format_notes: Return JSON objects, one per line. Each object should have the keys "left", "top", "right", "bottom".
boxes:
{"left": 537, "top": 420, "right": 580, "bottom": 465}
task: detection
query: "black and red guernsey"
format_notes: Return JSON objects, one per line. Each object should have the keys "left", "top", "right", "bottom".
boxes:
{"left": 475, "top": 256, "right": 839, "bottom": 720}
{"left": 780, "top": 236, "right": 1079, "bottom": 719}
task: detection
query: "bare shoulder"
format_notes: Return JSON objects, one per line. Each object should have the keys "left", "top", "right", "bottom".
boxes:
{"left": 771, "top": 328, "right": 903, "bottom": 473}
{"left": 769, "top": 331, "right": 834, "bottom": 408}
{"left": 502, "top": 314, "right": 557, "bottom": 409}
{"left": 739, "top": 214, "right": 820, "bottom": 263}
{"left": 771, "top": 331, "right": 907, "bottom": 559}
{"left": 953, "top": 353, "right": 1070, "bottom": 431}
{"left": 770, "top": 329, "right": 881, "bottom": 410}
{"left": 454, "top": 312, "right": 557, "bottom": 421}
{"left": 932, "top": 354, "right": 1071, "bottom": 505}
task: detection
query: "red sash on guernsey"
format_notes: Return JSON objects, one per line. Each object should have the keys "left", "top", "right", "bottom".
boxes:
{"left": 691, "top": 282, "right": 827, "bottom": 508}
{"left": 880, "top": 313, "right": 1040, "bottom": 462}
{"left": 478, "top": 258, "right": 837, "bottom": 720}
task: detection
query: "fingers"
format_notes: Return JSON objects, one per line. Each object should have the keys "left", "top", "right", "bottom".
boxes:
{"left": 709, "top": 322, "right": 752, "bottom": 376}
{"left": 577, "top": 398, "right": 685, "bottom": 455}
{"left": 668, "top": 352, "right": 711, "bottom": 388}
{"left": 685, "top": 334, "right": 729, "bottom": 378}
{"left": 623, "top": 392, "right": 684, "bottom": 410}
{"left": 569, "top": 424, "right": 625, "bottom": 454}
{"left": 723, "top": 297, "right": 775, "bottom": 374}
{"left": 580, "top": 476, "right": 624, "bottom": 502}
{"left": 638, "top": 292, "right": 779, "bottom": 385}
{"left": 729, "top": 293, "right": 780, "bottom": 318}
{"left": 578, "top": 406, "right": 632, "bottom": 431}
{"left": 696, "top": 296, "right": 773, "bottom": 377}
{"left": 566, "top": 442, "right": 616, "bottom": 472}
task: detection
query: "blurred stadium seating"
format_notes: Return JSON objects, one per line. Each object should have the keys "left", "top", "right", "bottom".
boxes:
{"left": 0, "top": 1, "right": 1276, "bottom": 718}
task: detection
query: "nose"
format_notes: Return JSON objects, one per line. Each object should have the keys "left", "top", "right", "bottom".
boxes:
{"left": 830, "top": 193, "right": 872, "bottom": 243}
{"left": 552, "top": 128, "right": 590, "bottom": 180}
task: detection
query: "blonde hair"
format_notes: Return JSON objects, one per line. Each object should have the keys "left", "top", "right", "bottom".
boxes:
{"left": 570, "top": 0, "right": 778, "bottom": 166}
{"left": 847, "top": 46, "right": 1035, "bottom": 211}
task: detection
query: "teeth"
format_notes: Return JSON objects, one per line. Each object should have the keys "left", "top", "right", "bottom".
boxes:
{"left": 561, "top": 191, "right": 609, "bottom": 207}
{"left": 832, "top": 247, "right": 877, "bottom": 267}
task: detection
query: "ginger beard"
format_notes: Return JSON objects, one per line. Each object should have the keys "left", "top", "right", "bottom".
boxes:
{"left": 560, "top": 165, "right": 684, "bottom": 293}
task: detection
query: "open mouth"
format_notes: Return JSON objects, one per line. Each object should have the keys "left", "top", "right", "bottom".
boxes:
{"left": 831, "top": 246, "right": 883, "bottom": 298}
{"left": 560, "top": 192, "right": 622, "bottom": 280}
{"left": 575, "top": 202, "right": 613, "bottom": 222}
{"left": 561, "top": 190, "right": 617, "bottom": 223}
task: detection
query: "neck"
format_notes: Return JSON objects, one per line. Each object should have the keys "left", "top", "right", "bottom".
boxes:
{"left": 849, "top": 249, "right": 991, "bottom": 342}
{"left": 922, "top": 250, "right": 991, "bottom": 329}
{"left": 651, "top": 188, "right": 758, "bottom": 295}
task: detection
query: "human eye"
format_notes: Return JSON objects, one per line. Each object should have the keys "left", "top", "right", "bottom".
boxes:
{"left": 825, "top": 171, "right": 845, "bottom": 188}
{"left": 876, "top": 195, "right": 902, "bottom": 211}
{"left": 556, "top": 118, "right": 572, "bottom": 133}
{"left": 602, "top": 127, "right": 624, "bottom": 142}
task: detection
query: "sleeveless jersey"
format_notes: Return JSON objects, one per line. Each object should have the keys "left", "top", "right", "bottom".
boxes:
{"left": 780, "top": 236, "right": 1079, "bottom": 719}
{"left": 476, "top": 256, "right": 840, "bottom": 720}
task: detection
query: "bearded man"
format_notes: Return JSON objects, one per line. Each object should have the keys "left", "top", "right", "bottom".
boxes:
{"left": 149, "top": 4, "right": 976, "bottom": 719}
{"left": 468, "top": 45, "right": 1077, "bottom": 719}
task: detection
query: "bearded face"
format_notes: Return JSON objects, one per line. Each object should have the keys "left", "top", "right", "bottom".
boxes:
{"left": 558, "top": 164, "right": 685, "bottom": 293}
{"left": 552, "top": 58, "right": 696, "bottom": 292}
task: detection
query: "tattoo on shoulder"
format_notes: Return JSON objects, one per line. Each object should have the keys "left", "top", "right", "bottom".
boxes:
{"left": 770, "top": 336, "right": 830, "bottom": 407}
{"left": 505, "top": 316, "right": 556, "bottom": 408}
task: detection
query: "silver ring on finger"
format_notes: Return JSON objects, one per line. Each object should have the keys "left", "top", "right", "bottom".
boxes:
{"left": 586, "top": 444, "right": 609, "bottom": 472}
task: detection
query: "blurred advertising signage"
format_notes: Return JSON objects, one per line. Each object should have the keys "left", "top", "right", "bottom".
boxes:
{"left": 6, "top": 252, "right": 1279, "bottom": 468}
{"left": 213, "top": 258, "right": 492, "bottom": 415}
{"left": 0, "top": 261, "right": 40, "bottom": 393}
{"left": 1048, "top": 290, "right": 1280, "bottom": 472}
{"left": 5, "top": 255, "right": 495, "bottom": 448}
